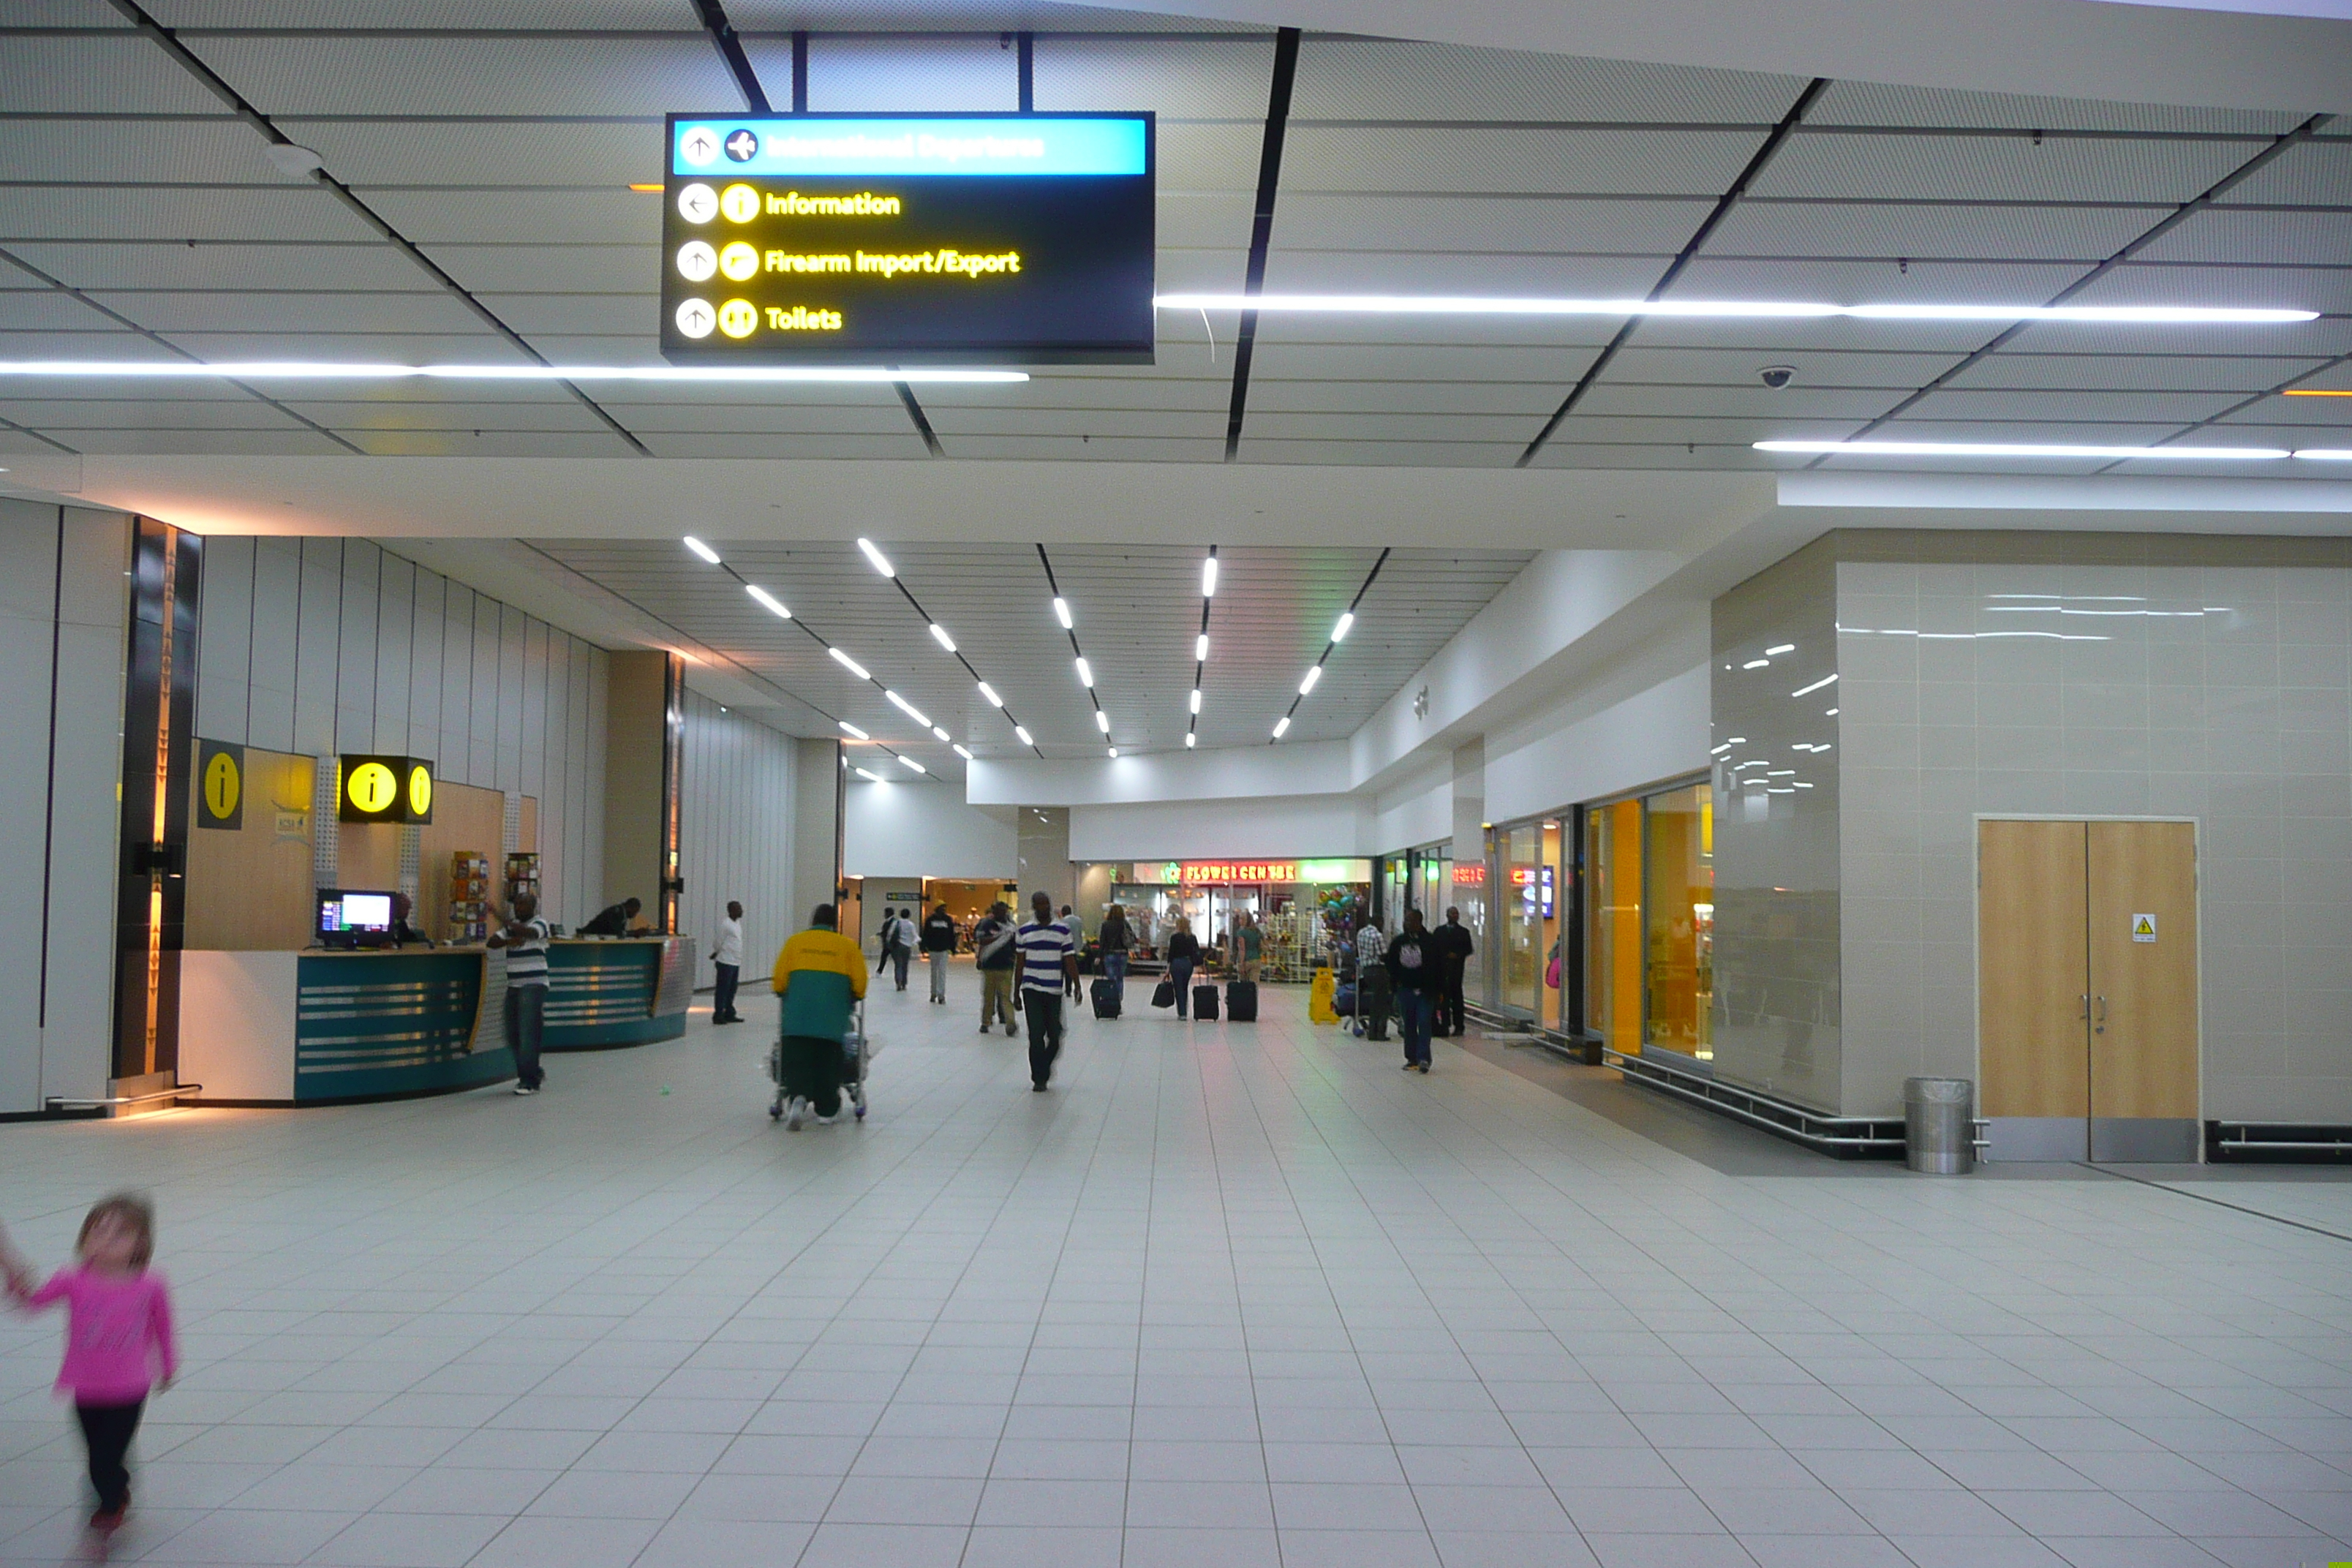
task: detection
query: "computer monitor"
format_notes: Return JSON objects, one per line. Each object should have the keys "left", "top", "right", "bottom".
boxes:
{"left": 317, "top": 889, "right": 396, "bottom": 947}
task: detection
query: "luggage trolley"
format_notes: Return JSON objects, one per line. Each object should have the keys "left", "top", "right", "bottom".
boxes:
{"left": 769, "top": 1000, "right": 870, "bottom": 1128}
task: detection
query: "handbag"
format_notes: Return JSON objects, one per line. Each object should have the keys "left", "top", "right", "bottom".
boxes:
{"left": 1545, "top": 952, "right": 1561, "bottom": 990}
{"left": 1151, "top": 979, "right": 1177, "bottom": 1009}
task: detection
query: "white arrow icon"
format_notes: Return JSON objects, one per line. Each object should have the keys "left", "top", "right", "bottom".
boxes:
{"left": 679, "top": 127, "right": 720, "bottom": 167}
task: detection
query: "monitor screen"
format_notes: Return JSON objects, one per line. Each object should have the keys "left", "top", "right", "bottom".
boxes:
{"left": 318, "top": 889, "right": 395, "bottom": 935}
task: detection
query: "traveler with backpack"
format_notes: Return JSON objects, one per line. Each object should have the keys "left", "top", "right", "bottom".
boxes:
{"left": 1386, "top": 908, "right": 1437, "bottom": 1073}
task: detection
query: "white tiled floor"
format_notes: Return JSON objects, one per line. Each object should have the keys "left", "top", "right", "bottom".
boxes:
{"left": 4, "top": 967, "right": 2352, "bottom": 1567}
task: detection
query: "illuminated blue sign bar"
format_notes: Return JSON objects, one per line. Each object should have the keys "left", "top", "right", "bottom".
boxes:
{"left": 672, "top": 116, "right": 1147, "bottom": 178}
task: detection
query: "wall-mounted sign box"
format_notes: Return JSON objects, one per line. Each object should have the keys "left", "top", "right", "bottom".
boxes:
{"left": 660, "top": 113, "right": 1156, "bottom": 364}
{"left": 339, "top": 755, "right": 434, "bottom": 825}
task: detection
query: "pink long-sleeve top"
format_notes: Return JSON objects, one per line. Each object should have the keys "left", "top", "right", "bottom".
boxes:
{"left": 25, "top": 1266, "right": 177, "bottom": 1403}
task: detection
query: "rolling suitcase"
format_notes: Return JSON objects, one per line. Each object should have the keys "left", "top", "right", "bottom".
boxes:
{"left": 1226, "top": 979, "right": 1259, "bottom": 1022}
{"left": 1091, "top": 975, "right": 1120, "bottom": 1019}
{"left": 1192, "top": 983, "right": 1219, "bottom": 1021}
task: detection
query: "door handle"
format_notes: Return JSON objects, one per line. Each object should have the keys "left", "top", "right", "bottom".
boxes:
{"left": 2094, "top": 995, "right": 2106, "bottom": 1034}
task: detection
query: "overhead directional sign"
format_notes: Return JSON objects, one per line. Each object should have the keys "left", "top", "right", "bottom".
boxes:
{"left": 661, "top": 113, "right": 1156, "bottom": 365}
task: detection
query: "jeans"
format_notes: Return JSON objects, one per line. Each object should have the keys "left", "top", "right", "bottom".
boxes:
{"left": 1102, "top": 950, "right": 1127, "bottom": 1004}
{"left": 76, "top": 1399, "right": 142, "bottom": 1514}
{"left": 928, "top": 950, "right": 949, "bottom": 1002}
{"left": 1023, "top": 991, "right": 1064, "bottom": 1085}
{"left": 781, "top": 1034, "right": 842, "bottom": 1118}
{"left": 1396, "top": 987, "right": 1434, "bottom": 1067}
{"left": 506, "top": 983, "right": 546, "bottom": 1088}
{"left": 1169, "top": 959, "right": 1194, "bottom": 1017}
{"left": 980, "top": 968, "right": 1014, "bottom": 1031}
{"left": 712, "top": 962, "right": 739, "bottom": 1021}
{"left": 892, "top": 947, "right": 910, "bottom": 990}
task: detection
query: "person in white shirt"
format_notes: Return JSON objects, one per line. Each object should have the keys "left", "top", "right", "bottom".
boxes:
{"left": 711, "top": 900, "right": 745, "bottom": 1025}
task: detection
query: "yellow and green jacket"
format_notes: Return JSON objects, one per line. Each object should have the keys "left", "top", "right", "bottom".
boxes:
{"left": 772, "top": 926, "right": 867, "bottom": 1041}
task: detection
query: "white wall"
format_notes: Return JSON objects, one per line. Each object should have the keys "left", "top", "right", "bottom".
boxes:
{"left": 677, "top": 691, "right": 800, "bottom": 985}
{"left": 845, "top": 778, "right": 1016, "bottom": 878}
{"left": 1483, "top": 634, "right": 1712, "bottom": 823}
{"left": 195, "top": 536, "right": 608, "bottom": 930}
{"left": 1068, "top": 795, "right": 1373, "bottom": 861}
{"left": 968, "top": 739, "right": 1350, "bottom": 807}
{"left": 0, "top": 500, "right": 131, "bottom": 1112}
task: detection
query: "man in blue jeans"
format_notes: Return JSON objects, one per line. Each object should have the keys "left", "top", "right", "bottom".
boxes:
{"left": 1384, "top": 908, "right": 1436, "bottom": 1074}
{"left": 1097, "top": 902, "right": 1131, "bottom": 1008}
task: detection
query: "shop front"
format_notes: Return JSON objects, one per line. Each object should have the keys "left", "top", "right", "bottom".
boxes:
{"left": 1482, "top": 776, "right": 1714, "bottom": 1063}
{"left": 1075, "top": 859, "right": 1372, "bottom": 981}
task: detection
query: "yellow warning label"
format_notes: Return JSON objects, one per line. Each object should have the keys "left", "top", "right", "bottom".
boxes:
{"left": 2131, "top": 913, "right": 2157, "bottom": 943}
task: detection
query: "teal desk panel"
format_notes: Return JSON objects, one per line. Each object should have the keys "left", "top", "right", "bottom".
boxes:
{"left": 294, "top": 951, "right": 506, "bottom": 1103}
{"left": 543, "top": 938, "right": 695, "bottom": 1049}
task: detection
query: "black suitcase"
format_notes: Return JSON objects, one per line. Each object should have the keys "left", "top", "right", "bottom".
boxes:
{"left": 1151, "top": 979, "right": 1177, "bottom": 1009}
{"left": 1091, "top": 976, "right": 1120, "bottom": 1019}
{"left": 1192, "top": 983, "right": 1219, "bottom": 1021}
{"left": 1226, "top": 980, "right": 1258, "bottom": 1022}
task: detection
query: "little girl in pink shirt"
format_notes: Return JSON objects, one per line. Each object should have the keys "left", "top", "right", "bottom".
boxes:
{"left": 4, "top": 1194, "right": 178, "bottom": 1533}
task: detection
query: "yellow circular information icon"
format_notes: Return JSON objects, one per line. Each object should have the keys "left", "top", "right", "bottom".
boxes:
{"left": 203, "top": 750, "right": 241, "bottom": 821}
{"left": 718, "top": 241, "right": 760, "bottom": 282}
{"left": 718, "top": 299, "right": 758, "bottom": 339}
{"left": 347, "top": 761, "right": 398, "bottom": 815}
{"left": 720, "top": 183, "right": 760, "bottom": 223}
{"left": 407, "top": 763, "right": 433, "bottom": 819}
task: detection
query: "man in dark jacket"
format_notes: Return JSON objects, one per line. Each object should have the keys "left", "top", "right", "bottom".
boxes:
{"left": 1386, "top": 908, "right": 1436, "bottom": 1074}
{"left": 1431, "top": 905, "right": 1476, "bottom": 1036}
{"left": 1097, "top": 903, "right": 1132, "bottom": 1008}
{"left": 921, "top": 902, "right": 957, "bottom": 1005}
{"left": 973, "top": 901, "right": 1019, "bottom": 1036}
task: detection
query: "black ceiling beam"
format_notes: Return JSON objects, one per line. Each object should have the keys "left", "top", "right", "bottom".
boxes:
{"left": 102, "top": 0, "right": 652, "bottom": 456}
{"left": 792, "top": 30, "right": 809, "bottom": 113}
{"left": 1017, "top": 31, "right": 1034, "bottom": 112}
{"left": 1222, "top": 26, "right": 1301, "bottom": 464}
{"left": 1516, "top": 77, "right": 1829, "bottom": 470}
{"left": 690, "top": 0, "right": 769, "bottom": 113}
{"left": 1823, "top": 111, "right": 2334, "bottom": 467}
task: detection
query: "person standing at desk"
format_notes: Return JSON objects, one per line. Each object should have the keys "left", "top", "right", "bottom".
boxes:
{"left": 579, "top": 897, "right": 646, "bottom": 938}
{"left": 710, "top": 900, "right": 745, "bottom": 1025}
{"left": 485, "top": 891, "right": 551, "bottom": 1095}
{"left": 387, "top": 892, "right": 431, "bottom": 947}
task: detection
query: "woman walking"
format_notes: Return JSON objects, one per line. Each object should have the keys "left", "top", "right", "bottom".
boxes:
{"left": 1165, "top": 915, "right": 1202, "bottom": 1019}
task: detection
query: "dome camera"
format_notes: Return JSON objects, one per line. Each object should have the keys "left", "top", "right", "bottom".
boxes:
{"left": 1758, "top": 365, "right": 1796, "bottom": 389}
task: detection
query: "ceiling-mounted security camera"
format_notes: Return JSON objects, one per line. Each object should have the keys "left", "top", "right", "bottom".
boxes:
{"left": 1758, "top": 365, "right": 1796, "bottom": 389}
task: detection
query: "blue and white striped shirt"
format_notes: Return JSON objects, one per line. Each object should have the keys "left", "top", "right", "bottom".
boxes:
{"left": 1015, "top": 919, "right": 1074, "bottom": 994}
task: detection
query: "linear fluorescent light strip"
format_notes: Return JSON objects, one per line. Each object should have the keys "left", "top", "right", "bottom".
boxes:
{"left": 682, "top": 536, "right": 722, "bottom": 564}
{"left": 1154, "top": 295, "right": 2314, "bottom": 325}
{"left": 839, "top": 721, "right": 868, "bottom": 739}
{"left": 1758, "top": 440, "right": 2296, "bottom": 460}
{"left": 828, "top": 647, "right": 870, "bottom": 680}
{"left": 885, "top": 690, "right": 930, "bottom": 728}
{"left": 0, "top": 361, "right": 1030, "bottom": 382}
{"left": 857, "top": 538, "right": 894, "bottom": 577}
{"left": 745, "top": 584, "right": 791, "bottom": 619}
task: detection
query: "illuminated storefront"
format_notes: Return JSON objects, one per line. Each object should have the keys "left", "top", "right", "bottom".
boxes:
{"left": 1487, "top": 776, "right": 1713, "bottom": 1061}
{"left": 1074, "top": 859, "right": 1372, "bottom": 980}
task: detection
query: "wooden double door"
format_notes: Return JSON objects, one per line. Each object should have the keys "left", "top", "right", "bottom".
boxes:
{"left": 1978, "top": 820, "right": 2200, "bottom": 1162}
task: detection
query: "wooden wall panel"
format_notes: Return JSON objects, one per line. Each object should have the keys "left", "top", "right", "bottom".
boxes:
{"left": 1978, "top": 819, "right": 2090, "bottom": 1119}
{"left": 418, "top": 782, "right": 506, "bottom": 941}
{"left": 184, "top": 749, "right": 317, "bottom": 952}
{"left": 2088, "top": 821, "right": 2201, "bottom": 1120}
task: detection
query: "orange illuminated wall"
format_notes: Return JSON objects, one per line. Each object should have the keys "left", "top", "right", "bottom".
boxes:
{"left": 1586, "top": 800, "right": 1643, "bottom": 1055}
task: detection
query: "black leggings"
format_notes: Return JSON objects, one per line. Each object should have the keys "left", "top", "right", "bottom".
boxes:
{"left": 77, "top": 1399, "right": 143, "bottom": 1512}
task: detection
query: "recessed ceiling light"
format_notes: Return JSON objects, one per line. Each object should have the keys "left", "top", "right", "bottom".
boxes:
{"left": 953, "top": 744, "right": 974, "bottom": 761}
{"left": 829, "top": 647, "right": 870, "bottom": 680}
{"left": 1094, "top": 709, "right": 1110, "bottom": 733}
{"left": 745, "top": 584, "right": 791, "bottom": 619}
{"left": 1185, "top": 733, "right": 1196, "bottom": 748}
{"left": 1299, "top": 665, "right": 1322, "bottom": 695}
{"left": 1074, "top": 657, "right": 1093, "bottom": 687}
{"left": 1765, "top": 644, "right": 1794, "bottom": 655}
{"left": 1014, "top": 725, "right": 1034, "bottom": 746}
{"left": 0, "top": 360, "right": 1030, "bottom": 383}
{"left": 1107, "top": 746, "right": 1118, "bottom": 758}
{"left": 1155, "top": 294, "right": 2315, "bottom": 325}
{"left": 1757, "top": 439, "right": 2290, "bottom": 460}
{"left": 838, "top": 720, "right": 868, "bottom": 739}
{"left": 854, "top": 766, "right": 882, "bottom": 781}
{"left": 682, "top": 535, "right": 721, "bottom": 564}
{"left": 1194, "top": 633, "right": 1209, "bottom": 661}
{"left": 900, "top": 755, "right": 926, "bottom": 774}
{"left": 1188, "top": 688, "right": 1202, "bottom": 714}
{"left": 932, "top": 725, "right": 950, "bottom": 742}
{"left": 857, "top": 538, "right": 894, "bottom": 577}
{"left": 1743, "top": 659, "right": 1770, "bottom": 669}
{"left": 1271, "top": 716, "right": 1291, "bottom": 739}
{"left": 1201, "top": 555, "right": 1218, "bottom": 597}
{"left": 928, "top": 622, "right": 955, "bottom": 652}
{"left": 1053, "top": 596, "right": 1074, "bottom": 629}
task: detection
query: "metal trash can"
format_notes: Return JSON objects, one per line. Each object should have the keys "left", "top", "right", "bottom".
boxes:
{"left": 1904, "top": 1077, "right": 1975, "bottom": 1174}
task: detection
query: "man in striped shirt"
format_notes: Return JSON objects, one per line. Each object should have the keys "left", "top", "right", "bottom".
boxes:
{"left": 1016, "top": 891, "right": 1077, "bottom": 1091}
{"left": 486, "top": 891, "right": 551, "bottom": 1096}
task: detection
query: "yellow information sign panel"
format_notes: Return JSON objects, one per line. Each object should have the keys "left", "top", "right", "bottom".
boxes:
{"left": 197, "top": 739, "right": 243, "bottom": 829}
{"left": 339, "top": 754, "right": 434, "bottom": 825}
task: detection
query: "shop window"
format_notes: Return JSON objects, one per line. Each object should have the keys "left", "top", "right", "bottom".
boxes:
{"left": 1643, "top": 785, "right": 1714, "bottom": 1060}
{"left": 1586, "top": 800, "right": 1643, "bottom": 1055}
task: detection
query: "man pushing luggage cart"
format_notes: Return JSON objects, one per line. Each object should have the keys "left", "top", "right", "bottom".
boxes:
{"left": 769, "top": 902, "right": 869, "bottom": 1130}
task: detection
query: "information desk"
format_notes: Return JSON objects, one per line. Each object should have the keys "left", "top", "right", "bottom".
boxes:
{"left": 181, "top": 936, "right": 697, "bottom": 1105}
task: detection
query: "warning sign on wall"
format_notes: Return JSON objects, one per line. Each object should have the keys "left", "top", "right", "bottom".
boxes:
{"left": 2132, "top": 913, "right": 2157, "bottom": 943}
